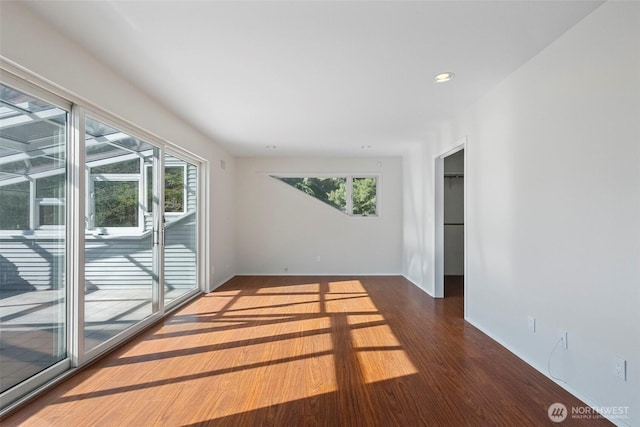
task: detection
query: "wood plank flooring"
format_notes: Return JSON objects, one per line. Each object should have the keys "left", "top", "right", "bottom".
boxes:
{"left": 3, "top": 276, "right": 611, "bottom": 426}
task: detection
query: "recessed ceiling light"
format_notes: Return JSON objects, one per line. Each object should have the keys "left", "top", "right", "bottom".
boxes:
{"left": 434, "top": 72, "right": 455, "bottom": 83}
{"left": 266, "top": 145, "right": 277, "bottom": 149}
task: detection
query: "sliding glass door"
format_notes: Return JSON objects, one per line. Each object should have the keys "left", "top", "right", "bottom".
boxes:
{"left": 82, "top": 121, "right": 201, "bottom": 351}
{"left": 0, "top": 83, "right": 69, "bottom": 396}
{"left": 83, "top": 117, "right": 159, "bottom": 352}
{"left": 0, "top": 72, "right": 202, "bottom": 410}
{"left": 163, "top": 154, "right": 198, "bottom": 306}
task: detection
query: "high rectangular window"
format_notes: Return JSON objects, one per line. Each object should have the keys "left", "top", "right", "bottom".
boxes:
{"left": 352, "top": 177, "right": 377, "bottom": 216}
{"left": 273, "top": 175, "right": 379, "bottom": 216}
{"left": 278, "top": 177, "right": 347, "bottom": 213}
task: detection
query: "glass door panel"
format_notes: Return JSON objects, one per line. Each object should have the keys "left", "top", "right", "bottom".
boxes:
{"left": 83, "top": 117, "right": 158, "bottom": 351}
{"left": 163, "top": 154, "right": 198, "bottom": 305}
{"left": 0, "top": 84, "right": 67, "bottom": 393}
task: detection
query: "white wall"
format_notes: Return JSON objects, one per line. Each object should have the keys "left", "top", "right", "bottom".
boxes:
{"left": 403, "top": 136, "right": 448, "bottom": 294}
{"left": 236, "top": 157, "right": 403, "bottom": 275}
{"left": 404, "top": 2, "right": 639, "bottom": 423}
{"left": 0, "top": 2, "right": 236, "bottom": 289}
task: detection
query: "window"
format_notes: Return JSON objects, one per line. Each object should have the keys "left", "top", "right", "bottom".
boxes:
{"left": 352, "top": 177, "right": 377, "bottom": 216}
{"left": 37, "top": 202, "right": 64, "bottom": 226}
{"left": 273, "top": 175, "right": 379, "bottom": 216}
{"left": 145, "top": 164, "right": 185, "bottom": 213}
{"left": 36, "top": 174, "right": 65, "bottom": 227}
{"left": 164, "top": 166, "right": 185, "bottom": 213}
{"left": 0, "top": 176, "right": 66, "bottom": 229}
{"left": 93, "top": 180, "right": 139, "bottom": 227}
{"left": 278, "top": 177, "right": 347, "bottom": 213}
{"left": 0, "top": 181, "right": 29, "bottom": 230}
{"left": 85, "top": 117, "right": 151, "bottom": 234}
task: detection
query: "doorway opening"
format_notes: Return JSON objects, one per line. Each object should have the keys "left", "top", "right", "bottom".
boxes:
{"left": 434, "top": 139, "right": 466, "bottom": 315}
{"left": 443, "top": 149, "right": 464, "bottom": 299}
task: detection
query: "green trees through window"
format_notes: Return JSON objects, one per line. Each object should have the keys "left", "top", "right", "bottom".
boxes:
{"left": 279, "top": 177, "right": 347, "bottom": 212}
{"left": 274, "top": 176, "right": 378, "bottom": 216}
{"left": 94, "top": 181, "right": 139, "bottom": 227}
{"left": 147, "top": 166, "right": 185, "bottom": 213}
{"left": 352, "top": 177, "right": 377, "bottom": 216}
{"left": 0, "top": 182, "right": 29, "bottom": 229}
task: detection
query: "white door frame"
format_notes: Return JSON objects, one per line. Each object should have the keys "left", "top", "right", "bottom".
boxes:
{"left": 433, "top": 138, "right": 467, "bottom": 311}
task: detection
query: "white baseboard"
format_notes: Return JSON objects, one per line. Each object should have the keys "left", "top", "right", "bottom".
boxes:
{"left": 402, "top": 274, "right": 436, "bottom": 298}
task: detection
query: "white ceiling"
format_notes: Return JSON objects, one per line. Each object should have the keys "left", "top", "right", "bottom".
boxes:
{"left": 24, "top": 1, "right": 602, "bottom": 157}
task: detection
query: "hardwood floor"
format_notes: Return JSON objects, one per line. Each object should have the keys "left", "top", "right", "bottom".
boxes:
{"left": 3, "top": 276, "right": 610, "bottom": 426}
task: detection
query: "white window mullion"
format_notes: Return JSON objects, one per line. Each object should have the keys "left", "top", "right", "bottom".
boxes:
{"left": 152, "top": 147, "right": 165, "bottom": 313}
{"left": 376, "top": 176, "right": 381, "bottom": 217}
{"left": 28, "top": 179, "right": 36, "bottom": 230}
{"left": 68, "top": 105, "right": 86, "bottom": 366}
{"left": 346, "top": 176, "right": 353, "bottom": 215}
{"left": 86, "top": 170, "right": 94, "bottom": 230}
{"left": 144, "top": 164, "right": 152, "bottom": 213}
{"left": 138, "top": 157, "right": 145, "bottom": 227}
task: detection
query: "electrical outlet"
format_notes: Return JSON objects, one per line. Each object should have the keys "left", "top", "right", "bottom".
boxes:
{"left": 527, "top": 315, "right": 536, "bottom": 333}
{"left": 614, "top": 356, "right": 627, "bottom": 381}
{"left": 316, "top": 256, "right": 321, "bottom": 262}
{"left": 558, "top": 330, "right": 568, "bottom": 350}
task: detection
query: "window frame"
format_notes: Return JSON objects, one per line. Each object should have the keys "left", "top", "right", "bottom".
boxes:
{"left": 0, "top": 171, "right": 70, "bottom": 233}
{"left": 36, "top": 198, "right": 65, "bottom": 228}
{"left": 87, "top": 171, "right": 145, "bottom": 235}
{"left": 35, "top": 172, "right": 66, "bottom": 229}
{"left": 82, "top": 118, "right": 150, "bottom": 237}
{"left": 271, "top": 173, "right": 381, "bottom": 218}
{"left": 350, "top": 175, "right": 380, "bottom": 217}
